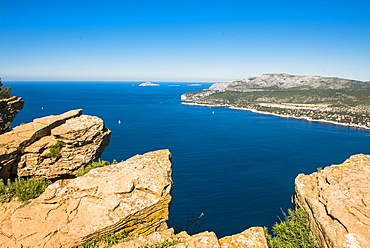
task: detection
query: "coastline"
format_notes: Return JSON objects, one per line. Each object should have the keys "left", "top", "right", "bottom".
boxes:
{"left": 182, "top": 102, "right": 370, "bottom": 130}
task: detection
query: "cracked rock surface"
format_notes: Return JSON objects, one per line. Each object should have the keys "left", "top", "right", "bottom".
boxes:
{"left": 0, "top": 109, "right": 111, "bottom": 180}
{"left": 293, "top": 154, "right": 370, "bottom": 248}
{"left": 0, "top": 149, "right": 173, "bottom": 248}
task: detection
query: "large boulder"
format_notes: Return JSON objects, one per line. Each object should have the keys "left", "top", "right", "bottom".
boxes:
{"left": 0, "top": 96, "right": 24, "bottom": 134}
{"left": 0, "top": 109, "right": 111, "bottom": 180}
{"left": 293, "top": 154, "right": 370, "bottom": 248}
{"left": 0, "top": 149, "right": 173, "bottom": 248}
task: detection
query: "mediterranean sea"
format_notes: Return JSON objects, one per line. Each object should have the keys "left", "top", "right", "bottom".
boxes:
{"left": 7, "top": 81, "right": 370, "bottom": 237}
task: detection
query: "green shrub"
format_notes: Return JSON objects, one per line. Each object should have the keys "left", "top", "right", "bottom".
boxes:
{"left": 140, "top": 240, "right": 181, "bottom": 248}
{"left": 0, "top": 178, "right": 17, "bottom": 203}
{"left": 75, "top": 159, "right": 110, "bottom": 177}
{"left": 266, "top": 208, "right": 318, "bottom": 248}
{"left": 0, "top": 86, "right": 12, "bottom": 98}
{"left": 15, "top": 177, "right": 51, "bottom": 201}
{"left": 78, "top": 231, "right": 129, "bottom": 248}
{"left": 45, "top": 140, "right": 65, "bottom": 158}
{"left": 0, "top": 177, "right": 51, "bottom": 203}
{"left": 0, "top": 78, "right": 11, "bottom": 98}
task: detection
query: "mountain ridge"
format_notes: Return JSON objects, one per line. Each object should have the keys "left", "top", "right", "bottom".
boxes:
{"left": 181, "top": 73, "right": 370, "bottom": 129}
{"left": 209, "top": 73, "right": 370, "bottom": 91}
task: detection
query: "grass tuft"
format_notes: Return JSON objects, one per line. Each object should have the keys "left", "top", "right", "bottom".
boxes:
{"left": 75, "top": 160, "right": 110, "bottom": 177}
{"left": 77, "top": 231, "right": 129, "bottom": 248}
{"left": 0, "top": 177, "right": 51, "bottom": 203}
{"left": 45, "top": 140, "right": 66, "bottom": 158}
{"left": 140, "top": 240, "right": 181, "bottom": 248}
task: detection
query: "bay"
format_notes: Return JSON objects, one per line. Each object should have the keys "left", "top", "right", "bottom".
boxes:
{"left": 7, "top": 81, "right": 370, "bottom": 237}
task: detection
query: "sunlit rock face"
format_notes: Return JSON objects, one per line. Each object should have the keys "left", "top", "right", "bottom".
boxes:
{"left": 294, "top": 154, "right": 370, "bottom": 248}
{"left": 0, "top": 149, "right": 173, "bottom": 248}
{"left": 0, "top": 109, "right": 111, "bottom": 180}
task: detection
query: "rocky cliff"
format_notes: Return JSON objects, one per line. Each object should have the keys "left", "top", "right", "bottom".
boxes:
{"left": 3, "top": 94, "right": 369, "bottom": 247}
{"left": 0, "top": 96, "right": 24, "bottom": 134}
{"left": 0, "top": 109, "right": 111, "bottom": 180}
{"left": 294, "top": 154, "right": 370, "bottom": 248}
{"left": 0, "top": 149, "right": 173, "bottom": 248}
{"left": 0, "top": 148, "right": 269, "bottom": 248}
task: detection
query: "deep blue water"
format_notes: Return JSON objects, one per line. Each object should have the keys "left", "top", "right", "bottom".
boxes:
{"left": 7, "top": 81, "right": 370, "bottom": 237}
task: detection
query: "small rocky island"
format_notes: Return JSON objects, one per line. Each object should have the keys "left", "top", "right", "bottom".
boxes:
{"left": 139, "top": 82, "right": 160, "bottom": 86}
{"left": 181, "top": 73, "right": 370, "bottom": 129}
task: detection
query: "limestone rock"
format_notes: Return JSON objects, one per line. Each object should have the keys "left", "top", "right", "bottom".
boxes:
{"left": 0, "top": 109, "right": 111, "bottom": 180}
{"left": 113, "top": 228, "right": 177, "bottom": 248}
{"left": 0, "top": 96, "right": 24, "bottom": 134}
{"left": 114, "top": 227, "right": 268, "bottom": 248}
{"left": 219, "top": 227, "right": 268, "bottom": 248}
{"left": 0, "top": 149, "right": 173, "bottom": 248}
{"left": 293, "top": 154, "right": 370, "bottom": 248}
{"left": 173, "top": 231, "right": 220, "bottom": 248}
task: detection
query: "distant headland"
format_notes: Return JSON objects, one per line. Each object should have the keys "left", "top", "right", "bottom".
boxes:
{"left": 181, "top": 73, "right": 370, "bottom": 129}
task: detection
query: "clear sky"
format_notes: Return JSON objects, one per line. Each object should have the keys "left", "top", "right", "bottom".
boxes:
{"left": 1, "top": 0, "right": 370, "bottom": 82}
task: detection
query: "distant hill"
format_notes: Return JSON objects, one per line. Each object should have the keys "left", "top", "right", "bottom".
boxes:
{"left": 209, "top": 73, "right": 370, "bottom": 91}
{"left": 181, "top": 74, "right": 370, "bottom": 129}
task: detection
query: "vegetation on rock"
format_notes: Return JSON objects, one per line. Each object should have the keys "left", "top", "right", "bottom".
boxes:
{"left": 75, "top": 159, "right": 111, "bottom": 177}
{"left": 0, "top": 78, "right": 11, "bottom": 98}
{"left": 265, "top": 208, "right": 318, "bottom": 248}
{"left": 140, "top": 240, "right": 181, "bottom": 248}
{"left": 44, "top": 140, "right": 66, "bottom": 158}
{"left": 0, "top": 177, "right": 51, "bottom": 203}
{"left": 77, "top": 231, "right": 129, "bottom": 248}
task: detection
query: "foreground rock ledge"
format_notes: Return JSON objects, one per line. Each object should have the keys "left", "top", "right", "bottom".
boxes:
{"left": 293, "top": 154, "right": 370, "bottom": 248}
{"left": 113, "top": 226, "right": 268, "bottom": 248}
{"left": 0, "top": 149, "right": 173, "bottom": 248}
{"left": 0, "top": 109, "right": 111, "bottom": 180}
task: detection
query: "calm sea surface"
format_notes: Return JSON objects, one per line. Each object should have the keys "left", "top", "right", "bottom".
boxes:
{"left": 7, "top": 81, "right": 370, "bottom": 237}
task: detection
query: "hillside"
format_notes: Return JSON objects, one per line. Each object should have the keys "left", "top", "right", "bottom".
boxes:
{"left": 181, "top": 74, "right": 370, "bottom": 129}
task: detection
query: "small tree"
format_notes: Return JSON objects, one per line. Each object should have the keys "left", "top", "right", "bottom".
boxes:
{"left": 0, "top": 78, "right": 11, "bottom": 98}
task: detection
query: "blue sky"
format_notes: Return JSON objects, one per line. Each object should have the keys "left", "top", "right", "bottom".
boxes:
{"left": 1, "top": 0, "right": 370, "bottom": 82}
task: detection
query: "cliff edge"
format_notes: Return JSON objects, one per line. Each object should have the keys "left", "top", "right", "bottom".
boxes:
{"left": 0, "top": 109, "right": 111, "bottom": 180}
{"left": 0, "top": 96, "right": 24, "bottom": 134}
{"left": 0, "top": 150, "right": 173, "bottom": 248}
{"left": 294, "top": 154, "right": 370, "bottom": 248}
